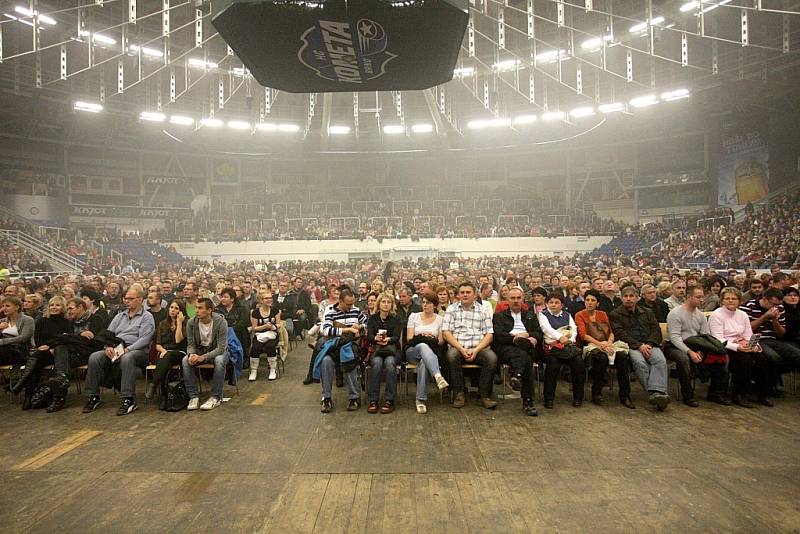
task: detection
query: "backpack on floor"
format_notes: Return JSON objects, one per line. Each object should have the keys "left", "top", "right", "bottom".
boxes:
{"left": 164, "top": 381, "right": 189, "bottom": 412}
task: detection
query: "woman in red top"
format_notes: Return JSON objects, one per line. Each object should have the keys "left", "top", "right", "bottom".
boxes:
{"left": 574, "top": 290, "right": 635, "bottom": 409}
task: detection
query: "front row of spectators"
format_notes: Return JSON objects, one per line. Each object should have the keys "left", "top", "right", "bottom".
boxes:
{"left": 2, "top": 274, "right": 799, "bottom": 417}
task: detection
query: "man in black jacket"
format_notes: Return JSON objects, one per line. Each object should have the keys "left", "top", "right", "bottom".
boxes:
{"left": 610, "top": 286, "right": 670, "bottom": 411}
{"left": 291, "top": 276, "right": 313, "bottom": 336}
{"left": 639, "top": 284, "right": 669, "bottom": 323}
{"left": 492, "top": 287, "right": 542, "bottom": 416}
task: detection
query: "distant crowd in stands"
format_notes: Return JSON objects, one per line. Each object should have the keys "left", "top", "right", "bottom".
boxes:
{"left": 1, "top": 192, "right": 798, "bottom": 277}
{"left": 1, "top": 253, "right": 799, "bottom": 417}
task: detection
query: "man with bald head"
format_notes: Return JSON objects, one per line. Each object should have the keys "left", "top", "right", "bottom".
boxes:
{"left": 82, "top": 287, "right": 155, "bottom": 416}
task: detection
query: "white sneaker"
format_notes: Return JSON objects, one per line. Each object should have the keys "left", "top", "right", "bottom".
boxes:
{"left": 249, "top": 368, "right": 257, "bottom": 381}
{"left": 416, "top": 400, "right": 427, "bottom": 414}
{"left": 434, "top": 373, "right": 449, "bottom": 391}
{"left": 268, "top": 368, "right": 277, "bottom": 380}
{"left": 187, "top": 397, "right": 199, "bottom": 411}
{"left": 200, "top": 397, "right": 221, "bottom": 410}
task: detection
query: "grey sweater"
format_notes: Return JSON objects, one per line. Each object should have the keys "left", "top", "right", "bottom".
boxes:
{"left": 667, "top": 305, "right": 710, "bottom": 354}
{"left": 0, "top": 313, "right": 34, "bottom": 349}
{"left": 186, "top": 313, "right": 228, "bottom": 362}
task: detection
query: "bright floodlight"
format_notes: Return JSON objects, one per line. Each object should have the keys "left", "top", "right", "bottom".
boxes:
{"left": 598, "top": 102, "right": 625, "bottom": 113}
{"left": 661, "top": 88, "right": 690, "bottom": 101}
{"left": 489, "top": 118, "right": 512, "bottom": 127}
{"left": 200, "top": 118, "right": 224, "bottom": 128}
{"left": 228, "top": 120, "right": 251, "bottom": 130}
{"left": 383, "top": 125, "right": 405, "bottom": 134}
{"left": 680, "top": 1, "right": 699, "bottom": 11}
{"left": 169, "top": 115, "right": 195, "bottom": 126}
{"left": 278, "top": 124, "right": 300, "bottom": 133}
{"left": 513, "top": 115, "right": 537, "bottom": 125}
{"left": 92, "top": 33, "right": 116, "bottom": 45}
{"left": 629, "top": 95, "right": 659, "bottom": 108}
{"left": 74, "top": 101, "right": 103, "bottom": 113}
{"left": 569, "top": 106, "right": 596, "bottom": 118}
{"left": 256, "top": 123, "right": 278, "bottom": 132}
{"left": 541, "top": 111, "right": 565, "bottom": 121}
{"left": 453, "top": 67, "right": 475, "bottom": 77}
{"left": 15, "top": 6, "right": 56, "bottom": 25}
{"left": 493, "top": 59, "right": 521, "bottom": 71}
{"left": 411, "top": 124, "right": 433, "bottom": 133}
{"left": 328, "top": 125, "right": 351, "bottom": 135}
{"left": 580, "top": 38, "right": 602, "bottom": 50}
{"left": 140, "top": 111, "right": 166, "bottom": 122}
{"left": 467, "top": 120, "right": 489, "bottom": 130}
{"left": 129, "top": 45, "right": 163, "bottom": 58}
{"left": 188, "top": 58, "right": 218, "bottom": 69}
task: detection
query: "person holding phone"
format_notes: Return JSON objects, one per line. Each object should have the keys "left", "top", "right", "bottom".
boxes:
{"left": 366, "top": 292, "right": 403, "bottom": 414}
{"left": 708, "top": 287, "right": 764, "bottom": 408}
{"left": 146, "top": 298, "right": 188, "bottom": 405}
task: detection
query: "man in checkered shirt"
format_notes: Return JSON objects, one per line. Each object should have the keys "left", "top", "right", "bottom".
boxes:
{"left": 442, "top": 281, "right": 498, "bottom": 409}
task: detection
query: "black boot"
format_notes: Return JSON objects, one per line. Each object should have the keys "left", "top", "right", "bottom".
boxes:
{"left": 158, "top": 385, "right": 168, "bottom": 410}
{"left": 22, "top": 390, "right": 33, "bottom": 410}
{"left": 47, "top": 373, "right": 70, "bottom": 408}
{"left": 9, "top": 356, "right": 41, "bottom": 394}
{"left": 46, "top": 395, "right": 66, "bottom": 413}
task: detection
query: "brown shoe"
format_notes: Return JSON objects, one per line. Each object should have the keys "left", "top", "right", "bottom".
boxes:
{"left": 367, "top": 401, "right": 379, "bottom": 414}
{"left": 481, "top": 397, "right": 497, "bottom": 410}
{"left": 453, "top": 391, "right": 465, "bottom": 408}
{"left": 380, "top": 401, "right": 395, "bottom": 414}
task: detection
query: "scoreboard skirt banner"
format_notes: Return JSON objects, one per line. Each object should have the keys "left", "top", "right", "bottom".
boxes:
{"left": 212, "top": 0, "right": 468, "bottom": 93}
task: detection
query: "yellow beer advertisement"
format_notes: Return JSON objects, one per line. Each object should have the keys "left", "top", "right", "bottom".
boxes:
{"left": 718, "top": 130, "right": 769, "bottom": 207}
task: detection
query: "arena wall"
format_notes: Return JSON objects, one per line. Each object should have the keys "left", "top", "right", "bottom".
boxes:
{"left": 168, "top": 236, "right": 614, "bottom": 262}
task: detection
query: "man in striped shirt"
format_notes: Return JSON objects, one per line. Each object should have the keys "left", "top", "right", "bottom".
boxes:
{"left": 741, "top": 287, "right": 800, "bottom": 403}
{"left": 320, "top": 287, "right": 367, "bottom": 413}
{"left": 442, "top": 281, "right": 497, "bottom": 410}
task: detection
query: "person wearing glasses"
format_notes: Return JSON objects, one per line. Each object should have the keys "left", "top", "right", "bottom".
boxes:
{"left": 82, "top": 288, "right": 155, "bottom": 416}
{"left": 249, "top": 291, "right": 282, "bottom": 381}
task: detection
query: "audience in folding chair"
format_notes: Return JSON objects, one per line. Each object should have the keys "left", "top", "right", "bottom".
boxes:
{"left": 182, "top": 298, "right": 230, "bottom": 411}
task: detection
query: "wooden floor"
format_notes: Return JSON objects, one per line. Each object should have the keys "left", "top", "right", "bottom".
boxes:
{"left": 1, "top": 345, "right": 799, "bottom": 533}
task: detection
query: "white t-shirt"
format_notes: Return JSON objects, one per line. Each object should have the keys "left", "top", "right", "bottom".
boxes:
{"left": 407, "top": 312, "right": 443, "bottom": 337}
{"left": 510, "top": 311, "right": 527, "bottom": 335}
{"left": 198, "top": 320, "right": 213, "bottom": 347}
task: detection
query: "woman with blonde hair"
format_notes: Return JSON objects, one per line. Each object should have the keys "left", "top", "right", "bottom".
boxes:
{"left": 366, "top": 291, "right": 403, "bottom": 414}
{"left": 7, "top": 296, "right": 70, "bottom": 410}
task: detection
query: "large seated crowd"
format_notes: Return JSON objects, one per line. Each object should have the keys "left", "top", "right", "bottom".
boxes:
{"left": 2, "top": 250, "right": 799, "bottom": 417}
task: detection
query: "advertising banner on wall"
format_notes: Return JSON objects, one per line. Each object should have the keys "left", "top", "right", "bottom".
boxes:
{"left": 718, "top": 130, "right": 769, "bottom": 207}
{"left": 69, "top": 205, "right": 193, "bottom": 219}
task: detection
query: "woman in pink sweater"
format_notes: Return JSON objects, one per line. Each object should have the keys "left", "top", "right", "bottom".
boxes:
{"left": 708, "top": 287, "right": 764, "bottom": 408}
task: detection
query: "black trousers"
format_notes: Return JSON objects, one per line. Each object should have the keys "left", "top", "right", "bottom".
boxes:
{"left": 543, "top": 345, "right": 585, "bottom": 402}
{"left": 496, "top": 344, "right": 534, "bottom": 400}
{"left": 698, "top": 361, "right": 729, "bottom": 397}
{"left": 152, "top": 350, "right": 185, "bottom": 388}
{"left": 250, "top": 338, "right": 279, "bottom": 358}
{"left": 726, "top": 349, "right": 774, "bottom": 398}
{"left": 586, "top": 349, "right": 632, "bottom": 399}
{"left": 0, "top": 345, "right": 27, "bottom": 366}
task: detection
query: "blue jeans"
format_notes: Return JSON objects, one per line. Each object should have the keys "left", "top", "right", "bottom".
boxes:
{"left": 368, "top": 350, "right": 399, "bottom": 403}
{"left": 321, "top": 354, "right": 359, "bottom": 400}
{"left": 629, "top": 346, "right": 668, "bottom": 395}
{"left": 405, "top": 344, "right": 441, "bottom": 401}
{"left": 84, "top": 348, "right": 149, "bottom": 399}
{"left": 182, "top": 351, "right": 229, "bottom": 399}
